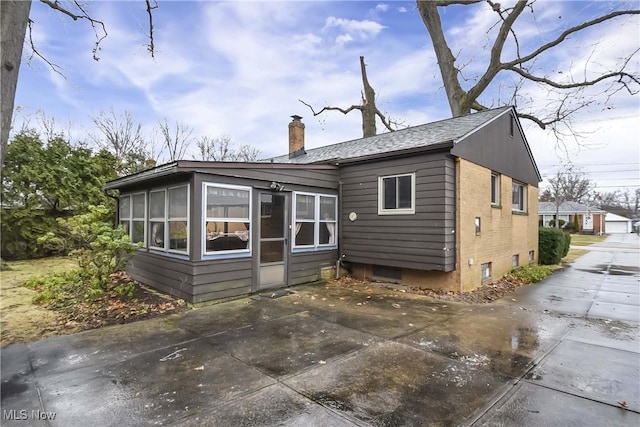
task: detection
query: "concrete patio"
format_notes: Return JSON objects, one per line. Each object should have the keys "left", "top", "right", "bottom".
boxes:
{"left": 1, "top": 234, "right": 638, "bottom": 426}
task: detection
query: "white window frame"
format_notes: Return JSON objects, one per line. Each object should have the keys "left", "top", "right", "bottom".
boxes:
{"left": 119, "top": 192, "right": 147, "bottom": 247}
{"left": 148, "top": 189, "right": 167, "bottom": 250}
{"left": 146, "top": 184, "right": 190, "bottom": 255}
{"left": 292, "top": 191, "right": 338, "bottom": 251}
{"left": 512, "top": 181, "right": 527, "bottom": 212}
{"left": 512, "top": 254, "right": 519, "bottom": 269}
{"left": 378, "top": 172, "right": 416, "bottom": 215}
{"left": 529, "top": 250, "right": 535, "bottom": 264}
{"left": 481, "top": 262, "right": 491, "bottom": 281}
{"left": 491, "top": 172, "right": 500, "bottom": 206}
{"left": 202, "top": 183, "right": 252, "bottom": 257}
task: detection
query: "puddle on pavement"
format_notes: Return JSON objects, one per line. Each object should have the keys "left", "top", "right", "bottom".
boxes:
{"left": 0, "top": 375, "right": 29, "bottom": 399}
{"left": 291, "top": 342, "right": 513, "bottom": 426}
{"left": 578, "top": 264, "right": 639, "bottom": 276}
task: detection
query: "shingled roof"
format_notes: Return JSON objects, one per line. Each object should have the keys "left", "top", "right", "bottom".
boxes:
{"left": 268, "top": 106, "right": 512, "bottom": 164}
{"left": 539, "top": 201, "right": 605, "bottom": 214}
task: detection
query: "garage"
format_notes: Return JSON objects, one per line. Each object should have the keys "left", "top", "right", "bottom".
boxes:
{"left": 605, "top": 213, "right": 632, "bottom": 234}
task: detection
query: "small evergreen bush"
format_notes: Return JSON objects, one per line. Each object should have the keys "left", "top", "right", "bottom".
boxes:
{"left": 26, "top": 206, "right": 140, "bottom": 310}
{"left": 538, "top": 227, "right": 566, "bottom": 265}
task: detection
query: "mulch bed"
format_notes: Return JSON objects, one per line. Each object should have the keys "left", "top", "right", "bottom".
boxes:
{"left": 328, "top": 275, "right": 533, "bottom": 304}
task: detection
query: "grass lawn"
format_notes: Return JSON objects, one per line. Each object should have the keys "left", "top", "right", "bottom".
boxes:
{"left": 569, "top": 234, "right": 607, "bottom": 246}
{"left": 1, "top": 257, "right": 79, "bottom": 346}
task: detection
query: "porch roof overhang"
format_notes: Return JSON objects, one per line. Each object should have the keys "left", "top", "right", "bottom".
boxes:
{"left": 103, "top": 160, "right": 338, "bottom": 191}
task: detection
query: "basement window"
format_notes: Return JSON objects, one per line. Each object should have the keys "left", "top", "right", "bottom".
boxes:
{"left": 481, "top": 262, "right": 491, "bottom": 281}
{"left": 373, "top": 265, "right": 402, "bottom": 281}
{"left": 512, "top": 254, "right": 520, "bottom": 269}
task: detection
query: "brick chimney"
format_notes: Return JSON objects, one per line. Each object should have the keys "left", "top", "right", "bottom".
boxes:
{"left": 288, "top": 115, "right": 306, "bottom": 158}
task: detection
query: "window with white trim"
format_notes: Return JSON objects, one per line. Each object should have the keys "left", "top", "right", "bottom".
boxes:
{"left": 512, "top": 181, "right": 527, "bottom": 212}
{"left": 203, "top": 184, "right": 251, "bottom": 255}
{"left": 149, "top": 189, "right": 166, "bottom": 250}
{"left": 293, "top": 192, "right": 337, "bottom": 250}
{"left": 481, "top": 262, "right": 491, "bottom": 281}
{"left": 529, "top": 250, "right": 535, "bottom": 264}
{"left": 378, "top": 173, "right": 415, "bottom": 215}
{"left": 146, "top": 185, "right": 189, "bottom": 254}
{"left": 119, "top": 192, "right": 146, "bottom": 246}
{"left": 491, "top": 173, "right": 500, "bottom": 205}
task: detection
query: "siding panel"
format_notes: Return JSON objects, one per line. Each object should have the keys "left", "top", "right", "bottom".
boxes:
{"left": 340, "top": 151, "right": 456, "bottom": 271}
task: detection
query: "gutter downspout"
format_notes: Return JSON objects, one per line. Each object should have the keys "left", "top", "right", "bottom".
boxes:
{"left": 337, "top": 179, "right": 343, "bottom": 279}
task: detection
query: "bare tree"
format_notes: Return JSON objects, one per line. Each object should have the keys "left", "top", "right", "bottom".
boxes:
{"left": 194, "top": 135, "right": 260, "bottom": 162}
{"left": 91, "top": 108, "right": 149, "bottom": 176}
{"left": 300, "top": 56, "right": 404, "bottom": 138}
{"left": 540, "top": 164, "right": 594, "bottom": 228}
{"left": 0, "top": 0, "right": 157, "bottom": 171}
{"left": 596, "top": 188, "right": 640, "bottom": 219}
{"left": 235, "top": 144, "right": 260, "bottom": 162}
{"left": 156, "top": 118, "right": 192, "bottom": 162}
{"left": 416, "top": 1, "right": 639, "bottom": 137}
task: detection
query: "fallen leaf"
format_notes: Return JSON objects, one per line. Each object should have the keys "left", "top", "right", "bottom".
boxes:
{"left": 318, "top": 360, "right": 327, "bottom": 364}
{"left": 391, "top": 303, "right": 401, "bottom": 309}
{"left": 194, "top": 365, "right": 204, "bottom": 371}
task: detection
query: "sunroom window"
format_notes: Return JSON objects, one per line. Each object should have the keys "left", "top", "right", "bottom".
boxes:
{"left": 204, "top": 184, "right": 251, "bottom": 254}
{"left": 147, "top": 185, "right": 189, "bottom": 254}
{"left": 119, "top": 192, "right": 146, "bottom": 246}
{"left": 293, "top": 192, "right": 337, "bottom": 250}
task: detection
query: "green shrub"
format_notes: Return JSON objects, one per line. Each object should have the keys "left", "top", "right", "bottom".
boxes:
{"left": 26, "top": 206, "right": 140, "bottom": 311}
{"left": 560, "top": 232, "right": 571, "bottom": 258}
{"left": 538, "top": 227, "right": 566, "bottom": 265}
{"left": 508, "top": 264, "right": 553, "bottom": 283}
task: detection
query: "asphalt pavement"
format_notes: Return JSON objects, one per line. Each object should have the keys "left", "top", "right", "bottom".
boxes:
{"left": 1, "top": 234, "right": 639, "bottom": 426}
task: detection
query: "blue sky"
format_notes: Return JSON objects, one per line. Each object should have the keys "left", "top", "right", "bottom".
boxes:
{"left": 13, "top": 0, "right": 640, "bottom": 195}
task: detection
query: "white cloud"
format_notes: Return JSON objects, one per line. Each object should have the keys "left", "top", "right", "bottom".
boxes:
{"left": 322, "top": 17, "right": 386, "bottom": 40}
{"left": 375, "top": 4, "right": 389, "bottom": 12}
{"left": 398, "top": 7, "right": 408, "bottom": 13}
{"left": 335, "top": 34, "right": 354, "bottom": 46}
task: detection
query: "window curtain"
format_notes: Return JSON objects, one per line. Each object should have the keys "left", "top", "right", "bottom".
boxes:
{"left": 325, "top": 222, "right": 335, "bottom": 244}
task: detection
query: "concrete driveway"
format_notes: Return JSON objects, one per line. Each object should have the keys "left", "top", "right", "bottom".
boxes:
{"left": 2, "top": 234, "right": 639, "bottom": 426}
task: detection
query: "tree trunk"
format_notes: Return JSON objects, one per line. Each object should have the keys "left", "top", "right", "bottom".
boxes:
{"left": 416, "top": 1, "right": 468, "bottom": 117}
{"left": 359, "top": 56, "right": 377, "bottom": 137}
{"left": 1, "top": 0, "right": 32, "bottom": 170}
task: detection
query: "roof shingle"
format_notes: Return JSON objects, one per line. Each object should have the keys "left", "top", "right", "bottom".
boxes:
{"left": 268, "top": 107, "right": 511, "bottom": 164}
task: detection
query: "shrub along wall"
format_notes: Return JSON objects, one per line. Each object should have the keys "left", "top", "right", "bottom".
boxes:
{"left": 539, "top": 227, "right": 571, "bottom": 265}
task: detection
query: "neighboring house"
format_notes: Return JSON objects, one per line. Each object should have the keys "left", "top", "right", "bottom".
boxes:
{"left": 538, "top": 201, "right": 606, "bottom": 234}
{"left": 605, "top": 212, "right": 633, "bottom": 234}
{"left": 104, "top": 106, "right": 541, "bottom": 303}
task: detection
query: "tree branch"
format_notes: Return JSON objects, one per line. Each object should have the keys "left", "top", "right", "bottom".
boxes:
{"left": 467, "top": 0, "right": 527, "bottom": 104}
{"left": 27, "top": 19, "right": 65, "bottom": 78}
{"left": 298, "top": 99, "right": 362, "bottom": 116}
{"left": 508, "top": 67, "right": 640, "bottom": 93}
{"left": 145, "top": 0, "right": 158, "bottom": 58}
{"left": 503, "top": 10, "right": 640, "bottom": 69}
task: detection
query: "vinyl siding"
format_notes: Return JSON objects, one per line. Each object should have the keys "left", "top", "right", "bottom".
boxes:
{"left": 289, "top": 250, "right": 337, "bottom": 285}
{"left": 339, "top": 151, "right": 456, "bottom": 271}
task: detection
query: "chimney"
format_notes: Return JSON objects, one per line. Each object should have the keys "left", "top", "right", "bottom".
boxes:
{"left": 288, "top": 115, "right": 306, "bottom": 158}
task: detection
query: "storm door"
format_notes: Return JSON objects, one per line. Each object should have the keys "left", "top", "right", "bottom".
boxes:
{"left": 259, "top": 192, "right": 288, "bottom": 288}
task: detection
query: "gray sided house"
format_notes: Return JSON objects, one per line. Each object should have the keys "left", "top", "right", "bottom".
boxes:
{"left": 105, "top": 106, "right": 541, "bottom": 302}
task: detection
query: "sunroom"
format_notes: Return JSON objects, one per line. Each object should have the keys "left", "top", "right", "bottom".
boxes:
{"left": 104, "top": 161, "right": 339, "bottom": 302}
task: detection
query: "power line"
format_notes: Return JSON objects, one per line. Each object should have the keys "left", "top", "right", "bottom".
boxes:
{"left": 539, "top": 162, "right": 639, "bottom": 167}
